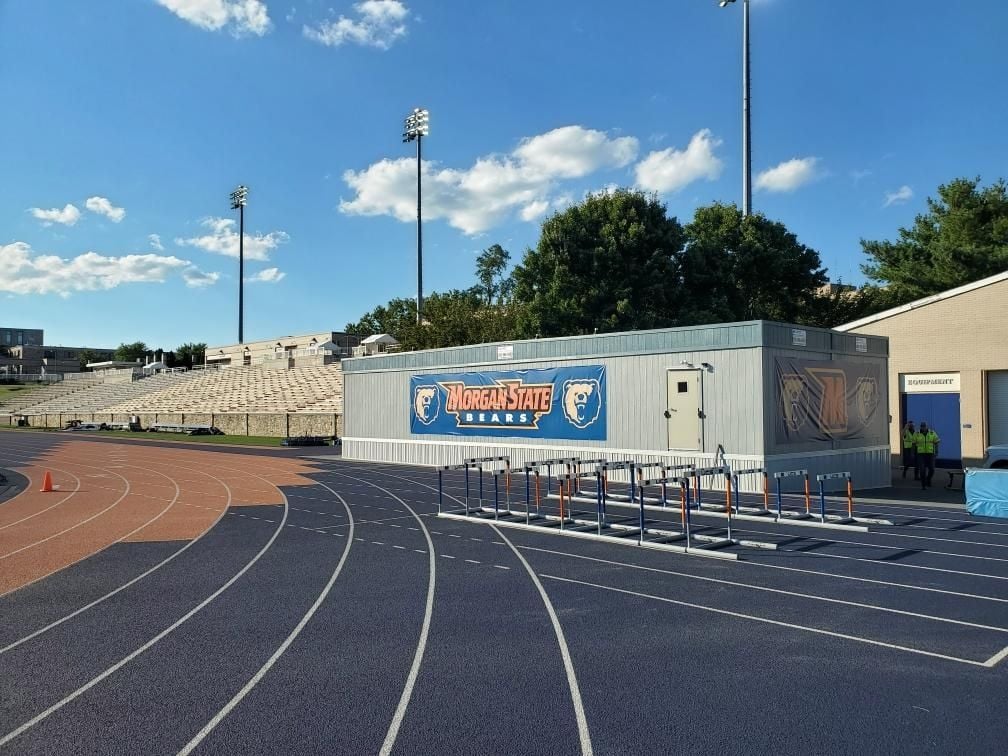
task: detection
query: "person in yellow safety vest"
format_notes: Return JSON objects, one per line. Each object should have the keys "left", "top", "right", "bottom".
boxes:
{"left": 901, "top": 421, "right": 918, "bottom": 480}
{"left": 914, "top": 421, "right": 940, "bottom": 490}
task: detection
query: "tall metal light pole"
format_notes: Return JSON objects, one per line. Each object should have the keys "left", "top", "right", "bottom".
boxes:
{"left": 402, "top": 108, "right": 429, "bottom": 325}
{"left": 230, "top": 185, "right": 248, "bottom": 343}
{"left": 720, "top": 0, "right": 751, "bottom": 216}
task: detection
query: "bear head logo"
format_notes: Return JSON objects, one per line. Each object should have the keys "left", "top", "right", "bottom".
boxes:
{"left": 413, "top": 385, "right": 440, "bottom": 425}
{"left": 562, "top": 379, "right": 602, "bottom": 429}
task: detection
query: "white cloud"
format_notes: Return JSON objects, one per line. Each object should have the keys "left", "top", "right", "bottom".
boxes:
{"left": 182, "top": 266, "right": 221, "bottom": 288}
{"left": 0, "top": 241, "right": 216, "bottom": 296}
{"left": 85, "top": 196, "right": 126, "bottom": 222}
{"left": 884, "top": 185, "right": 914, "bottom": 207}
{"left": 29, "top": 204, "right": 81, "bottom": 227}
{"left": 341, "top": 125, "right": 639, "bottom": 235}
{"left": 755, "top": 157, "right": 821, "bottom": 193}
{"left": 149, "top": 234, "right": 164, "bottom": 251}
{"left": 175, "top": 217, "right": 289, "bottom": 261}
{"left": 634, "top": 130, "right": 724, "bottom": 194}
{"left": 156, "top": 0, "right": 271, "bottom": 37}
{"left": 247, "top": 267, "right": 286, "bottom": 283}
{"left": 303, "top": 0, "right": 410, "bottom": 49}
{"left": 512, "top": 126, "right": 638, "bottom": 179}
{"left": 519, "top": 200, "right": 550, "bottom": 222}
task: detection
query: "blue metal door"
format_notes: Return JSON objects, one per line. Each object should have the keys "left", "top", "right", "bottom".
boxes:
{"left": 902, "top": 393, "right": 961, "bottom": 468}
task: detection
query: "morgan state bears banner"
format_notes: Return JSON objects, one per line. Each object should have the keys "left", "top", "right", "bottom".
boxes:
{"left": 775, "top": 357, "right": 885, "bottom": 444}
{"left": 410, "top": 366, "right": 607, "bottom": 440}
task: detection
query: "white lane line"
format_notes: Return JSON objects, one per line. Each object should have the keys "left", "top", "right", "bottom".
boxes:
{"left": 516, "top": 545, "right": 1008, "bottom": 633}
{"left": 493, "top": 565, "right": 510, "bottom": 570}
{"left": 492, "top": 526, "right": 593, "bottom": 755}
{"left": 0, "top": 481, "right": 290, "bottom": 749}
{"left": 177, "top": 487, "right": 355, "bottom": 756}
{"left": 541, "top": 575, "right": 994, "bottom": 669}
{"left": 0, "top": 467, "right": 190, "bottom": 653}
{"left": 984, "top": 645, "right": 1008, "bottom": 668}
{"left": 440, "top": 554, "right": 455, "bottom": 559}
{"left": 393, "top": 545, "right": 406, "bottom": 550}
{"left": 325, "top": 471, "right": 436, "bottom": 756}
{"left": 0, "top": 469, "right": 132, "bottom": 562}
{"left": 0, "top": 467, "right": 82, "bottom": 531}
{"left": 465, "top": 559, "right": 480, "bottom": 564}
{"left": 737, "top": 551, "right": 1008, "bottom": 604}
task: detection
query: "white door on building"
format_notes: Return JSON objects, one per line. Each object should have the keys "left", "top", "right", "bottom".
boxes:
{"left": 989, "top": 371, "right": 1008, "bottom": 445}
{"left": 666, "top": 370, "right": 702, "bottom": 450}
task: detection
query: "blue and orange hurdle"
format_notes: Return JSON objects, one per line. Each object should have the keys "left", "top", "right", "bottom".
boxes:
{"left": 772, "top": 469, "right": 811, "bottom": 520}
{"left": 817, "top": 471, "right": 854, "bottom": 522}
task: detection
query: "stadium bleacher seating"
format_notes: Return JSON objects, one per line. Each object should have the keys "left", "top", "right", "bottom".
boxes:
{"left": 3, "top": 364, "right": 344, "bottom": 418}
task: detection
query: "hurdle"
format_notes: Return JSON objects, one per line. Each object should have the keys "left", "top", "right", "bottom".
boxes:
{"left": 631, "top": 462, "right": 696, "bottom": 509}
{"left": 693, "top": 465, "right": 731, "bottom": 513}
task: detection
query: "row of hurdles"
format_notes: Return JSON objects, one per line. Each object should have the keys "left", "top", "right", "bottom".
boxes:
{"left": 436, "top": 455, "right": 892, "bottom": 560}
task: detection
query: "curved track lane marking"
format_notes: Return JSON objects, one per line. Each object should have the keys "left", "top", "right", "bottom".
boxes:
{"left": 541, "top": 575, "right": 998, "bottom": 668}
{"left": 0, "top": 466, "right": 129, "bottom": 561}
{"left": 515, "top": 545, "right": 1008, "bottom": 633}
{"left": 176, "top": 484, "right": 355, "bottom": 755}
{"left": 336, "top": 465, "right": 593, "bottom": 756}
{"left": 323, "top": 470, "right": 436, "bottom": 756}
{"left": 0, "top": 463, "right": 230, "bottom": 654}
{"left": 0, "top": 474, "right": 290, "bottom": 749}
{"left": 491, "top": 526, "right": 594, "bottom": 755}
{"left": 0, "top": 466, "right": 82, "bottom": 532}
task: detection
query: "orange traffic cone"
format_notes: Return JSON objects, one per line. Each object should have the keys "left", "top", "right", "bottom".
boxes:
{"left": 40, "top": 471, "right": 54, "bottom": 493}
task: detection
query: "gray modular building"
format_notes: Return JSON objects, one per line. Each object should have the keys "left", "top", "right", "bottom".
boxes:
{"left": 342, "top": 321, "right": 890, "bottom": 491}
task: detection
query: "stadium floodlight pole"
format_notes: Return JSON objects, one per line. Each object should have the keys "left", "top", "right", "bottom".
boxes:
{"left": 230, "top": 184, "right": 248, "bottom": 343}
{"left": 719, "top": 0, "right": 751, "bottom": 216}
{"left": 402, "top": 108, "right": 429, "bottom": 325}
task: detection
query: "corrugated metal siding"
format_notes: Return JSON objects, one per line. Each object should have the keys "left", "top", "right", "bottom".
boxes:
{"left": 343, "top": 321, "right": 764, "bottom": 373}
{"left": 764, "top": 446, "right": 891, "bottom": 491}
{"left": 345, "top": 348, "right": 766, "bottom": 456}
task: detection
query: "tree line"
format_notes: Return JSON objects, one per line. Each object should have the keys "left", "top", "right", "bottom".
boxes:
{"left": 345, "top": 177, "right": 1007, "bottom": 351}
{"left": 84, "top": 342, "right": 208, "bottom": 371}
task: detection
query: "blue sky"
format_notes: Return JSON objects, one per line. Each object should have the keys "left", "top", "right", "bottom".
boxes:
{"left": 1, "top": 0, "right": 1004, "bottom": 350}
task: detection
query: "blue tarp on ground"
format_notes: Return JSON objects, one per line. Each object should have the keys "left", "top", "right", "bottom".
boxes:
{"left": 965, "top": 469, "right": 1008, "bottom": 519}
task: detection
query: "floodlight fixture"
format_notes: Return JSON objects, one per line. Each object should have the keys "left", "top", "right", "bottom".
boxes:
{"left": 230, "top": 184, "right": 248, "bottom": 209}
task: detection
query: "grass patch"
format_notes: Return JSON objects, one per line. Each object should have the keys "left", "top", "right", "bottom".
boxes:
{"left": 0, "top": 385, "right": 29, "bottom": 402}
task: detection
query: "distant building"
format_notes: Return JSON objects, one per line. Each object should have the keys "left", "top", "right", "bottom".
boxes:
{"left": 0, "top": 327, "right": 43, "bottom": 349}
{"left": 837, "top": 271, "right": 1008, "bottom": 467}
{"left": 204, "top": 332, "right": 361, "bottom": 369}
{"left": 352, "top": 333, "right": 400, "bottom": 357}
{"left": 0, "top": 327, "right": 114, "bottom": 377}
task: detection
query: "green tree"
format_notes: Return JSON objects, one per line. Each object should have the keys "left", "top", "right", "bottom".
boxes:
{"left": 681, "top": 203, "right": 827, "bottom": 324}
{"left": 78, "top": 349, "right": 97, "bottom": 371}
{"left": 475, "top": 244, "right": 513, "bottom": 305}
{"left": 861, "top": 177, "right": 1008, "bottom": 305}
{"left": 512, "top": 189, "right": 685, "bottom": 337}
{"left": 174, "top": 342, "right": 207, "bottom": 369}
{"left": 114, "top": 341, "right": 147, "bottom": 362}
{"left": 346, "top": 298, "right": 422, "bottom": 348}
{"left": 796, "top": 282, "right": 885, "bottom": 329}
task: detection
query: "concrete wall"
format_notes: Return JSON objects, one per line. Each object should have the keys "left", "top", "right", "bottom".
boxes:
{"left": 846, "top": 277, "right": 1008, "bottom": 465}
{"left": 4, "top": 411, "right": 340, "bottom": 438}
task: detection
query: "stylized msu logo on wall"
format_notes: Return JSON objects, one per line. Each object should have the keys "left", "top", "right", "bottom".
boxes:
{"left": 561, "top": 379, "right": 602, "bottom": 429}
{"left": 409, "top": 366, "right": 607, "bottom": 439}
{"left": 412, "top": 385, "right": 440, "bottom": 426}
{"left": 780, "top": 374, "right": 809, "bottom": 431}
